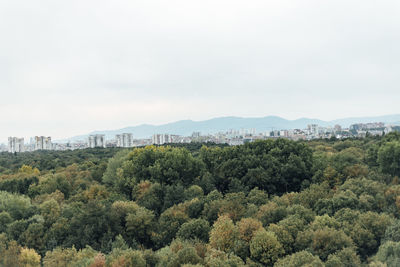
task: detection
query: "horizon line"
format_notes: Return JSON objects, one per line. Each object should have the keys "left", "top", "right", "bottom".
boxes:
{"left": 2, "top": 113, "right": 400, "bottom": 144}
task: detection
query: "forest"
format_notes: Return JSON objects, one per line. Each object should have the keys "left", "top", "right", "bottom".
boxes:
{"left": 1, "top": 133, "right": 400, "bottom": 266}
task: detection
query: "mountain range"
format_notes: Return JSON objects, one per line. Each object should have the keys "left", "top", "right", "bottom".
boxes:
{"left": 60, "top": 114, "right": 400, "bottom": 142}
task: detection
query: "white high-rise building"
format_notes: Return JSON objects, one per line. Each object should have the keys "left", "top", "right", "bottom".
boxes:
{"left": 280, "top": 130, "right": 289, "bottom": 138}
{"left": 152, "top": 134, "right": 173, "bottom": 145}
{"left": 88, "top": 135, "right": 106, "bottom": 148}
{"left": 307, "top": 124, "right": 319, "bottom": 136}
{"left": 116, "top": 133, "right": 133, "bottom": 148}
{"left": 8, "top": 137, "right": 25, "bottom": 153}
{"left": 34, "top": 136, "right": 52, "bottom": 150}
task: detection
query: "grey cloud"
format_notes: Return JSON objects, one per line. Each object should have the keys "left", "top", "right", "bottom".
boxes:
{"left": 1, "top": 0, "right": 400, "bottom": 142}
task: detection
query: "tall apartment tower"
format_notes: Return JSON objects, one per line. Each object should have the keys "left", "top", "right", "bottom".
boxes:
{"left": 8, "top": 137, "right": 24, "bottom": 153}
{"left": 152, "top": 134, "right": 172, "bottom": 145}
{"left": 307, "top": 124, "right": 319, "bottom": 136}
{"left": 88, "top": 134, "right": 106, "bottom": 148}
{"left": 34, "top": 136, "right": 52, "bottom": 150}
{"left": 116, "top": 133, "right": 133, "bottom": 148}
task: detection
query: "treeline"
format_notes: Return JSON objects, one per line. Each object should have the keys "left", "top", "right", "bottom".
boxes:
{"left": 1, "top": 135, "right": 400, "bottom": 266}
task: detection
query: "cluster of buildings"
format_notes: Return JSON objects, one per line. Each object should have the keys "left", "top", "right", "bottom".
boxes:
{"left": 7, "top": 136, "right": 52, "bottom": 153}
{"left": 2, "top": 122, "right": 400, "bottom": 153}
{"left": 152, "top": 134, "right": 182, "bottom": 145}
{"left": 260, "top": 122, "right": 395, "bottom": 141}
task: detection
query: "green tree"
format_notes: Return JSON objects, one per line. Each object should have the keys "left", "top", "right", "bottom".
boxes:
{"left": 275, "top": 250, "right": 323, "bottom": 267}
{"left": 108, "top": 250, "right": 147, "bottom": 267}
{"left": 383, "top": 219, "right": 400, "bottom": 243}
{"left": 373, "top": 241, "right": 400, "bottom": 267}
{"left": 256, "top": 201, "right": 287, "bottom": 227}
{"left": 0, "top": 191, "right": 34, "bottom": 220}
{"left": 268, "top": 223, "right": 294, "bottom": 254}
{"left": 0, "top": 211, "right": 12, "bottom": 232}
{"left": 0, "top": 240, "right": 21, "bottom": 267}
{"left": 169, "top": 247, "right": 202, "bottom": 267}
{"left": 378, "top": 141, "right": 400, "bottom": 177}
{"left": 296, "top": 227, "right": 354, "bottom": 261}
{"left": 155, "top": 204, "right": 190, "bottom": 247}
{"left": 177, "top": 218, "right": 211, "bottom": 242}
{"left": 39, "top": 199, "right": 61, "bottom": 227}
{"left": 325, "top": 247, "right": 361, "bottom": 267}
{"left": 125, "top": 206, "right": 155, "bottom": 246}
{"left": 20, "top": 222, "right": 46, "bottom": 254}
{"left": 249, "top": 229, "right": 284, "bottom": 266}
{"left": 133, "top": 181, "right": 164, "bottom": 215}
{"left": 233, "top": 218, "right": 264, "bottom": 260}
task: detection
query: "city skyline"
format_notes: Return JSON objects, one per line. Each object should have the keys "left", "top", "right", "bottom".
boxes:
{"left": 2, "top": 1, "right": 400, "bottom": 143}
{"left": 3, "top": 121, "right": 397, "bottom": 154}
{"left": 2, "top": 115, "right": 399, "bottom": 147}
{"left": 2, "top": 113, "right": 400, "bottom": 144}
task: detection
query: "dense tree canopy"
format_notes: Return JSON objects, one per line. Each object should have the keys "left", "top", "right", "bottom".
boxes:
{"left": 0, "top": 136, "right": 400, "bottom": 266}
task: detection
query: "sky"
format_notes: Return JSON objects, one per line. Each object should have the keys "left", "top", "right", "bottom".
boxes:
{"left": 1, "top": 0, "right": 400, "bottom": 142}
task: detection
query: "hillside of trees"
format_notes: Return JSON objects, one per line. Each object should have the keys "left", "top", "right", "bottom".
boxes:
{"left": 1, "top": 134, "right": 400, "bottom": 266}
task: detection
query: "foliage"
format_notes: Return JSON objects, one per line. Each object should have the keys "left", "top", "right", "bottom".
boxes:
{"left": 373, "top": 241, "right": 400, "bottom": 267}
{"left": 177, "top": 218, "right": 211, "bottom": 242}
{"left": 275, "top": 250, "right": 323, "bottom": 267}
{"left": 249, "top": 229, "right": 284, "bottom": 266}
{"left": 0, "top": 137, "right": 399, "bottom": 265}
{"left": 209, "top": 215, "right": 237, "bottom": 253}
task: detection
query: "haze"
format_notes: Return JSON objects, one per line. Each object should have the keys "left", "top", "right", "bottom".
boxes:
{"left": 1, "top": 0, "right": 400, "bottom": 142}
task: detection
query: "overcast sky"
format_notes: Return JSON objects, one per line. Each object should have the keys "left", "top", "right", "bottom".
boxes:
{"left": 1, "top": 0, "right": 400, "bottom": 142}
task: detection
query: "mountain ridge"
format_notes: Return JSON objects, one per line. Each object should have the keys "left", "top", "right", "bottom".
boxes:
{"left": 59, "top": 114, "right": 400, "bottom": 142}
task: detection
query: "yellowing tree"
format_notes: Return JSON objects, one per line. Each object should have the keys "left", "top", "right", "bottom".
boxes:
{"left": 236, "top": 218, "right": 263, "bottom": 243}
{"left": 19, "top": 165, "right": 40, "bottom": 176}
{"left": 19, "top": 247, "right": 41, "bottom": 267}
{"left": 209, "top": 215, "right": 237, "bottom": 252}
{"left": 43, "top": 247, "right": 77, "bottom": 267}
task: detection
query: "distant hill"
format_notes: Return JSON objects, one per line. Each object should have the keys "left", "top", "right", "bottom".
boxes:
{"left": 59, "top": 114, "right": 400, "bottom": 142}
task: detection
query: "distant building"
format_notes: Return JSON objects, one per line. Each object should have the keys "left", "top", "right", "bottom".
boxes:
{"left": 280, "top": 130, "right": 289, "bottom": 138}
{"left": 8, "top": 137, "right": 24, "bottom": 153}
{"left": 152, "top": 134, "right": 173, "bottom": 145}
{"left": 308, "top": 124, "right": 319, "bottom": 136}
{"left": 34, "top": 136, "right": 52, "bottom": 150}
{"left": 116, "top": 133, "right": 133, "bottom": 148}
{"left": 269, "top": 130, "right": 280, "bottom": 137}
{"left": 350, "top": 122, "right": 385, "bottom": 131}
{"left": 334, "top": 125, "right": 342, "bottom": 133}
{"left": 88, "top": 135, "right": 106, "bottom": 148}
{"left": 228, "top": 139, "right": 244, "bottom": 146}
{"left": 385, "top": 125, "right": 394, "bottom": 134}
{"left": 192, "top": 132, "right": 201, "bottom": 138}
